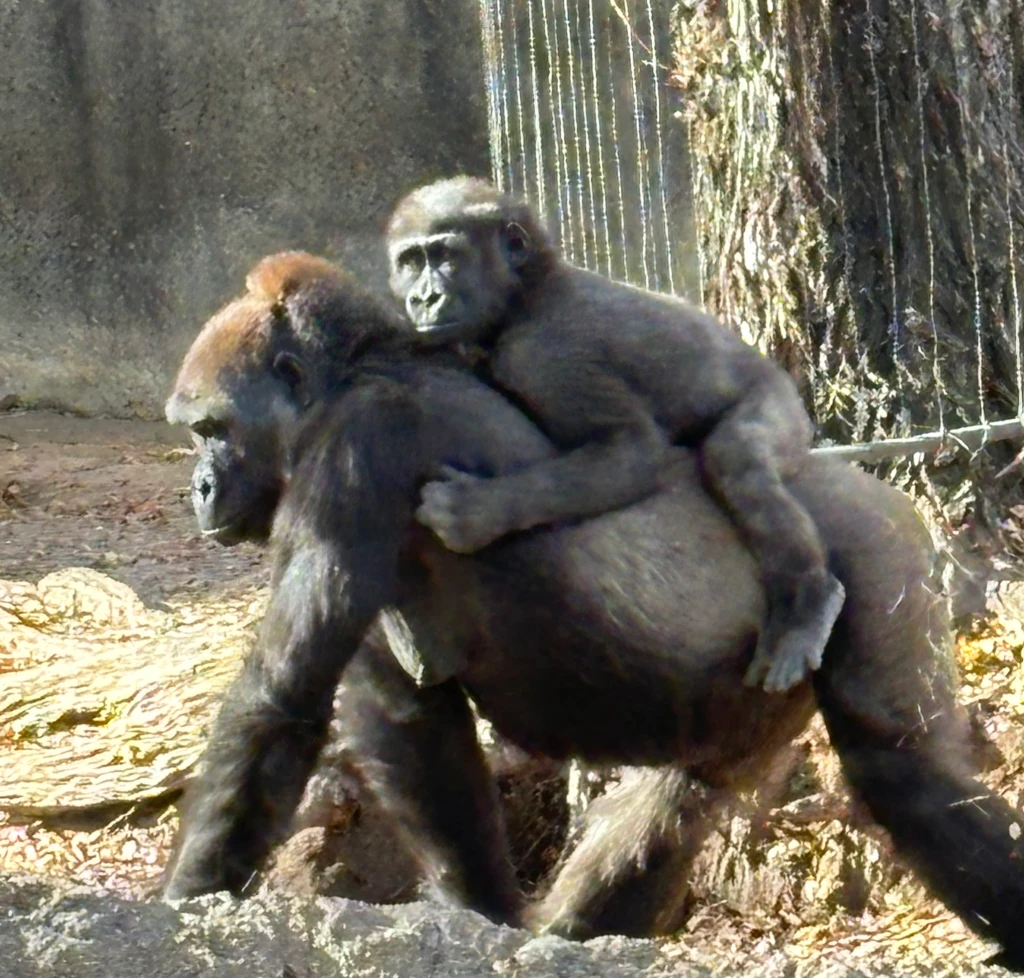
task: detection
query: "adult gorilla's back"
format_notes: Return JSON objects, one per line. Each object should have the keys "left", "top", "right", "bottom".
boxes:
{"left": 459, "top": 448, "right": 942, "bottom": 770}
{"left": 453, "top": 445, "right": 977, "bottom": 939}
{"left": 164, "top": 254, "right": 1024, "bottom": 968}
{"left": 430, "top": 434, "right": 1015, "bottom": 958}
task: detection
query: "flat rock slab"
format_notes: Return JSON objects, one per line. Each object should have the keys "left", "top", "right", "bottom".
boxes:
{"left": 0, "top": 874, "right": 1008, "bottom": 978}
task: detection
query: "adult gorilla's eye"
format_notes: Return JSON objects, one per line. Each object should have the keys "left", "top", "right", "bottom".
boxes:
{"left": 272, "top": 351, "right": 306, "bottom": 395}
{"left": 191, "top": 418, "right": 229, "bottom": 441}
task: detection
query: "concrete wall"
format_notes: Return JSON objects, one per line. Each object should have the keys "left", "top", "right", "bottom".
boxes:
{"left": 0, "top": 0, "right": 489, "bottom": 418}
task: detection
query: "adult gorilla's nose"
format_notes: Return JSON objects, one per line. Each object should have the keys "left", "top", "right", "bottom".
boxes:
{"left": 190, "top": 455, "right": 220, "bottom": 531}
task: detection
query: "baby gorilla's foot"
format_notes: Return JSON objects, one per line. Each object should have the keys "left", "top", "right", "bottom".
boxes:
{"left": 744, "top": 572, "right": 846, "bottom": 693}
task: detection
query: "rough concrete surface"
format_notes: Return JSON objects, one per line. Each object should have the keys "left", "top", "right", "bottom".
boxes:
{"left": 0, "top": 0, "right": 488, "bottom": 418}
{"left": 0, "top": 874, "right": 1010, "bottom": 978}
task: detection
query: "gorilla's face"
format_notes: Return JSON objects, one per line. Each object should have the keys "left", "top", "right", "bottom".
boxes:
{"left": 386, "top": 177, "right": 554, "bottom": 346}
{"left": 166, "top": 370, "right": 300, "bottom": 546}
{"left": 167, "top": 252, "right": 398, "bottom": 547}
{"left": 388, "top": 223, "right": 526, "bottom": 346}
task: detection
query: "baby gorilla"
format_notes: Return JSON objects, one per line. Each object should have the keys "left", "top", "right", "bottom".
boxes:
{"left": 388, "top": 177, "right": 843, "bottom": 693}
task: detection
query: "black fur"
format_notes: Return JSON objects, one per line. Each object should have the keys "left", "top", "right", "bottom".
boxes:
{"left": 388, "top": 177, "right": 843, "bottom": 694}
{"left": 163, "top": 258, "right": 1024, "bottom": 968}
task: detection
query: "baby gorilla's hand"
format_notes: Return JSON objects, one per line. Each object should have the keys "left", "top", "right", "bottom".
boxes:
{"left": 416, "top": 466, "right": 511, "bottom": 553}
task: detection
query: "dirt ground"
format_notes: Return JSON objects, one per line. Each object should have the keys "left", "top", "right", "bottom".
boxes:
{"left": 0, "top": 410, "right": 270, "bottom": 895}
{"left": 2, "top": 409, "right": 1023, "bottom": 972}
{"left": 0, "top": 410, "right": 267, "bottom": 602}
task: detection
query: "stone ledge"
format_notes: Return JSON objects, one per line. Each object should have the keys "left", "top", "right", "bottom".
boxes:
{"left": 0, "top": 874, "right": 1006, "bottom": 978}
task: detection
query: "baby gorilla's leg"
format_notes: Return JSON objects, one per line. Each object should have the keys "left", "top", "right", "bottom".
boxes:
{"left": 699, "top": 386, "right": 845, "bottom": 693}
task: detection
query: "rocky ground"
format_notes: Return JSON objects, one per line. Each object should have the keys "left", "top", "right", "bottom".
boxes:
{"left": 2, "top": 409, "right": 1023, "bottom": 976}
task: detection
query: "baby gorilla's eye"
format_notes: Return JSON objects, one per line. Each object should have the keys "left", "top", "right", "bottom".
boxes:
{"left": 398, "top": 248, "right": 425, "bottom": 273}
{"left": 426, "top": 239, "right": 462, "bottom": 278}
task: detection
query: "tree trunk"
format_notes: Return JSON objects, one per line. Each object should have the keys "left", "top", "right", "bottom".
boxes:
{"left": 672, "top": 0, "right": 1024, "bottom": 457}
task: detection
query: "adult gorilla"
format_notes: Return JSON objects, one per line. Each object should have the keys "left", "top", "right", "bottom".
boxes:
{"left": 163, "top": 252, "right": 1024, "bottom": 968}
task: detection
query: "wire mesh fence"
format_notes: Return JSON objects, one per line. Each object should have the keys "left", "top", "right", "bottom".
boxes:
{"left": 478, "top": 0, "right": 1024, "bottom": 466}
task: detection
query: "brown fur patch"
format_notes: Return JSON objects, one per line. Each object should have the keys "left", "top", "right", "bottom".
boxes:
{"left": 246, "top": 251, "right": 350, "bottom": 306}
{"left": 173, "top": 253, "right": 352, "bottom": 402}
{"left": 173, "top": 296, "right": 273, "bottom": 400}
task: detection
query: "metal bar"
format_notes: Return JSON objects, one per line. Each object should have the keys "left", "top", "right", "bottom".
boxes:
{"left": 812, "top": 418, "right": 1024, "bottom": 463}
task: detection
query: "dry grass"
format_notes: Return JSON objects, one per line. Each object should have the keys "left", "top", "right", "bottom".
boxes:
{"left": 0, "top": 564, "right": 1021, "bottom": 967}
{"left": 0, "top": 567, "right": 267, "bottom": 897}
{"left": 0, "top": 567, "right": 267, "bottom": 812}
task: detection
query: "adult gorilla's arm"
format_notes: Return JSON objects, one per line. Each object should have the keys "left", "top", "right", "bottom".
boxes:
{"left": 164, "top": 382, "right": 423, "bottom": 900}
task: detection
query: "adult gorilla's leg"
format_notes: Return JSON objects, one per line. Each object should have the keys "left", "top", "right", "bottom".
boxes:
{"left": 819, "top": 632, "right": 1024, "bottom": 967}
{"left": 335, "top": 632, "right": 523, "bottom": 925}
{"left": 803, "top": 460, "right": 1024, "bottom": 969}
{"left": 531, "top": 715, "right": 805, "bottom": 941}
{"left": 164, "top": 380, "right": 427, "bottom": 902}
{"left": 529, "top": 767, "right": 720, "bottom": 938}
